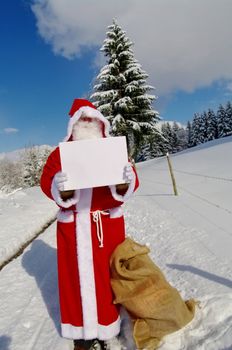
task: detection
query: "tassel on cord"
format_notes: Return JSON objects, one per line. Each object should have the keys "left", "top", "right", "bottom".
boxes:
{"left": 91, "top": 210, "right": 109, "bottom": 248}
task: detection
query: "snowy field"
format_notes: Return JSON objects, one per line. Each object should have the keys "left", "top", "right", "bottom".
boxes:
{"left": 0, "top": 136, "right": 232, "bottom": 349}
{"left": 0, "top": 187, "right": 57, "bottom": 267}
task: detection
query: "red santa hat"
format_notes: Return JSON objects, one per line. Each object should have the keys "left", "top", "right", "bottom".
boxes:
{"left": 64, "top": 98, "right": 110, "bottom": 141}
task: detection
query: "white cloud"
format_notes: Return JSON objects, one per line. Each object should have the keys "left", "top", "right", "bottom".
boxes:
{"left": 3, "top": 128, "right": 19, "bottom": 134}
{"left": 31, "top": 0, "right": 232, "bottom": 95}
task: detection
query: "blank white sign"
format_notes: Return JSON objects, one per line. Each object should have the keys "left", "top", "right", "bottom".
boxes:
{"left": 59, "top": 136, "right": 128, "bottom": 190}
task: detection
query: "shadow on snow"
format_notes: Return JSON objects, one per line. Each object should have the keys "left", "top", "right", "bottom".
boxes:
{"left": 21, "top": 239, "right": 61, "bottom": 336}
{"left": 167, "top": 264, "right": 232, "bottom": 289}
{"left": 0, "top": 335, "right": 11, "bottom": 350}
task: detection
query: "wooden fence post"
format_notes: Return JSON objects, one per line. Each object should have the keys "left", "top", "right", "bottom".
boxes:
{"left": 166, "top": 152, "right": 178, "bottom": 196}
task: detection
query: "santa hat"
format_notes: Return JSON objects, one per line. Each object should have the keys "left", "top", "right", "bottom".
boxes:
{"left": 64, "top": 99, "right": 110, "bottom": 141}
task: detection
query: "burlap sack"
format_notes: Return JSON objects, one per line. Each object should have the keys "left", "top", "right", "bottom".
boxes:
{"left": 110, "top": 238, "right": 196, "bottom": 350}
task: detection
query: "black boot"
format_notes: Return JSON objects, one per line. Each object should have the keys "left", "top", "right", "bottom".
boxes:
{"left": 73, "top": 339, "right": 104, "bottom": 350}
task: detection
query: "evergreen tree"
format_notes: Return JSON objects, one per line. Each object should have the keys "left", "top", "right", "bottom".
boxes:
{"left": 175, "top": 124, "right": 188, "bottom": 151}
{"left": 91, "top": 20, "right": 159, "bottom": 161}
{"left": 161, "top": 122, "right": 173, "bottom": 153}
{"left": 191, "top": 114, "right": 199, "bottom": 146}
{"left": 201, "top": 111, "right": 209, "bottom": 143}
{"left": 206, "top": 109, "right": 218, "bottom": 141}
{"left": 217, "top": 104, "right": 230, "bottom": 138}
{"left": 160, "top": 122, "right": 187, "bottom": 154}
{"left": 171, "top": 122, "right": 188, "bottom": 153}
{"left": 186, "top": 121, "right": 193, "bottom": 147}
{"left": 198, "top": 113, "right": 207, "bottom": 144}
{"left": 191, "top": 113, "right": 204, "bottom": 146}
{"left": 225, "top": 101, "right": 232, "bottom": 135}
{"left": 170, "top": 122, "right": 179, "bottom": 153}
{"left": 138, "top": 132, "right": 168, "bottom": 161}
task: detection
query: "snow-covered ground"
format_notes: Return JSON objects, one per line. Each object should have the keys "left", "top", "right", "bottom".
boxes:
{"left": 0, "top": 187, "right": 57, "bottom": 267}
{"left": 0, "top": 136, "right": 232, "bottom": 349}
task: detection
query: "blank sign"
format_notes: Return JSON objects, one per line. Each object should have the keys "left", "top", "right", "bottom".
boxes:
{"left": 59, "top": 136, "right": 128, "bottom": 190}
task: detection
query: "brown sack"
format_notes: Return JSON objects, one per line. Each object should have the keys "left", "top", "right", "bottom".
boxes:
{"left": 110, "top": 238, "right": 196, "bottom": 350}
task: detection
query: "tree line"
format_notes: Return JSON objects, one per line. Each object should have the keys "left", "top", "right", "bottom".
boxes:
{"left": 158, "top": 101, "right": 232, "bottom": 158}
{"left": 187, "top": 102, "right": 232, "bottom": 147}
{"left": 0, "top": 146, "right": 52, "bottom": 193}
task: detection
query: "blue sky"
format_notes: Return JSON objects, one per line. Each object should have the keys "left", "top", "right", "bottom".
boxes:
{"left": 0, "top": 0, "right": 232, "bottom": 152}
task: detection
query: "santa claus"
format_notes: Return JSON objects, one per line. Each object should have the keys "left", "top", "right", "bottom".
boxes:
{"left": 40, "top": 99, "right": 139, "bottom": 350}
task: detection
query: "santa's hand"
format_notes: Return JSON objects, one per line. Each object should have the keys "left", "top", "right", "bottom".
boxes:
{"left": 54, "top": 171, "right": 68, "bottom": 191}
{"left": 123, "top": 163, "right": 134, "bottom": 183}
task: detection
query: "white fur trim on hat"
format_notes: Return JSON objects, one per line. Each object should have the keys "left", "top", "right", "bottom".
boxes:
{"left": 63, "top": 106, "right": 111, "bottom": 141}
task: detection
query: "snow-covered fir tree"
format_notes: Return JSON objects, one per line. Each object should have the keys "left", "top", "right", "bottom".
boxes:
{"left": 217, "top": 104, "right": 230, "bottom": 138}
{"left": 191, "top": 113, "right": 204, "bottom": 146}
{"left": 138, "top": 132, "right": 168, "bottom": 161}
{"left": 206, "top": 109, "right": 218, "bottom": 141}
{"left": 186, "top": 121, "right": 193, "bottom": 147}
{"left": 171, "top": 122, "right": 180, "bottom": 153}
{"left": 160, "top": 122, "right": 187, "bottom": 154}
{"left": 90, "top": 20, "right": 160, "bottom": 161}
{"left": 172, "top": 122, "right": 187, "bottom": 152}
{"left": 225, "top": 101, "right": 232, "bottom": 135}
{"left": 161, "top": 123, "right": 173, "bottom": 153}
{"left": 201, "top": 111, "right": 209, "bottom": 142}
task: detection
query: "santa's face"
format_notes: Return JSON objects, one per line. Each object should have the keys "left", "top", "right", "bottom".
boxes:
{"left": 72, "top": 115, "right": 103, "bottom": 141}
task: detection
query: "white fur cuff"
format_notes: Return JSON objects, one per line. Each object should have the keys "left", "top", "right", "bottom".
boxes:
{"left": 51, "top": 178, "right": 80, "bottom": 208}
{"left": 109, "top": 170, "right": 136, "bottom": 202}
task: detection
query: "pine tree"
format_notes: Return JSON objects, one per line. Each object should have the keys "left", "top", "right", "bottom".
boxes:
{"left": 175, "top": 123, "right": 188, "bottom": 151}
{"left": 225, "top": 101, "right": 232, "bottom": 135}
{"left": 186, "top": 121, "right": 193, "bottom": 147}
{"left": 198, "top": 113, "right": 207, "bottom": 144}
{"left": 217, "top": 104, "right": 230, "bottom": 138}
{"left": 206, "top": 109, "right": 218, "bottom": 141}
{"left": 201, "top": 111, "right": 209, "bottom": 143}
{"left": 161, "top": 122, "right": 173, "bottom": 153}
{"left": 171, "top": 122, "right": 188, "bottom": 153}
{"left": 191, "top": 113, "right": 204, "bottom": 146}
{"left": 91, "top": 20, "right": 159, "bottom": 161}
{"left": 139, "top": 132, "right": 168, "bottom": 161}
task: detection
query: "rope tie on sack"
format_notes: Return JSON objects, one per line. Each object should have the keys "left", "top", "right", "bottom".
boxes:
{"left": 91, "top": 210, "right": 109, "bottom": 248}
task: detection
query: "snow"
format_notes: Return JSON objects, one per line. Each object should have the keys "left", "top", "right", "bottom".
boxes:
{"left": 0, "top": 187, "right": 57, "bottom": 267}
{"left": 1, "top": 136, "right": 232, "bottom": 349}
{"left": 0, "top": 223, "right": 69, "bottom": 350}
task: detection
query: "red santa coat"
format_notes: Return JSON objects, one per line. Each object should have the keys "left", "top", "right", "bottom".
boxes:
{"left": 40, "top": 102, "right": 139, "bottom": 341}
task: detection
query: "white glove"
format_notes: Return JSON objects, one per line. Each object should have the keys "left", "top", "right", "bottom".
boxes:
{"left": 53, "top": 172, "right": 68, "bottom": 192}
{"left": 123, "top": 163, "right": 134, "bottom": 183}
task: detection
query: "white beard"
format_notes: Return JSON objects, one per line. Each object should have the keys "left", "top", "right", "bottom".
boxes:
{"left": 72, "top": 119, "right": 103, "bottom": 141}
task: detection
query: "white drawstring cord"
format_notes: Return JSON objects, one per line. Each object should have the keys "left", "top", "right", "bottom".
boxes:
{"left": 91, "top": 210, "right": 109, "bottom": 248}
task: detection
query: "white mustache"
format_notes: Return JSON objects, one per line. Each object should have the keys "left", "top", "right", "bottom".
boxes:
{"left": 72, "top": 119, "right": 103, "bottom": 140}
